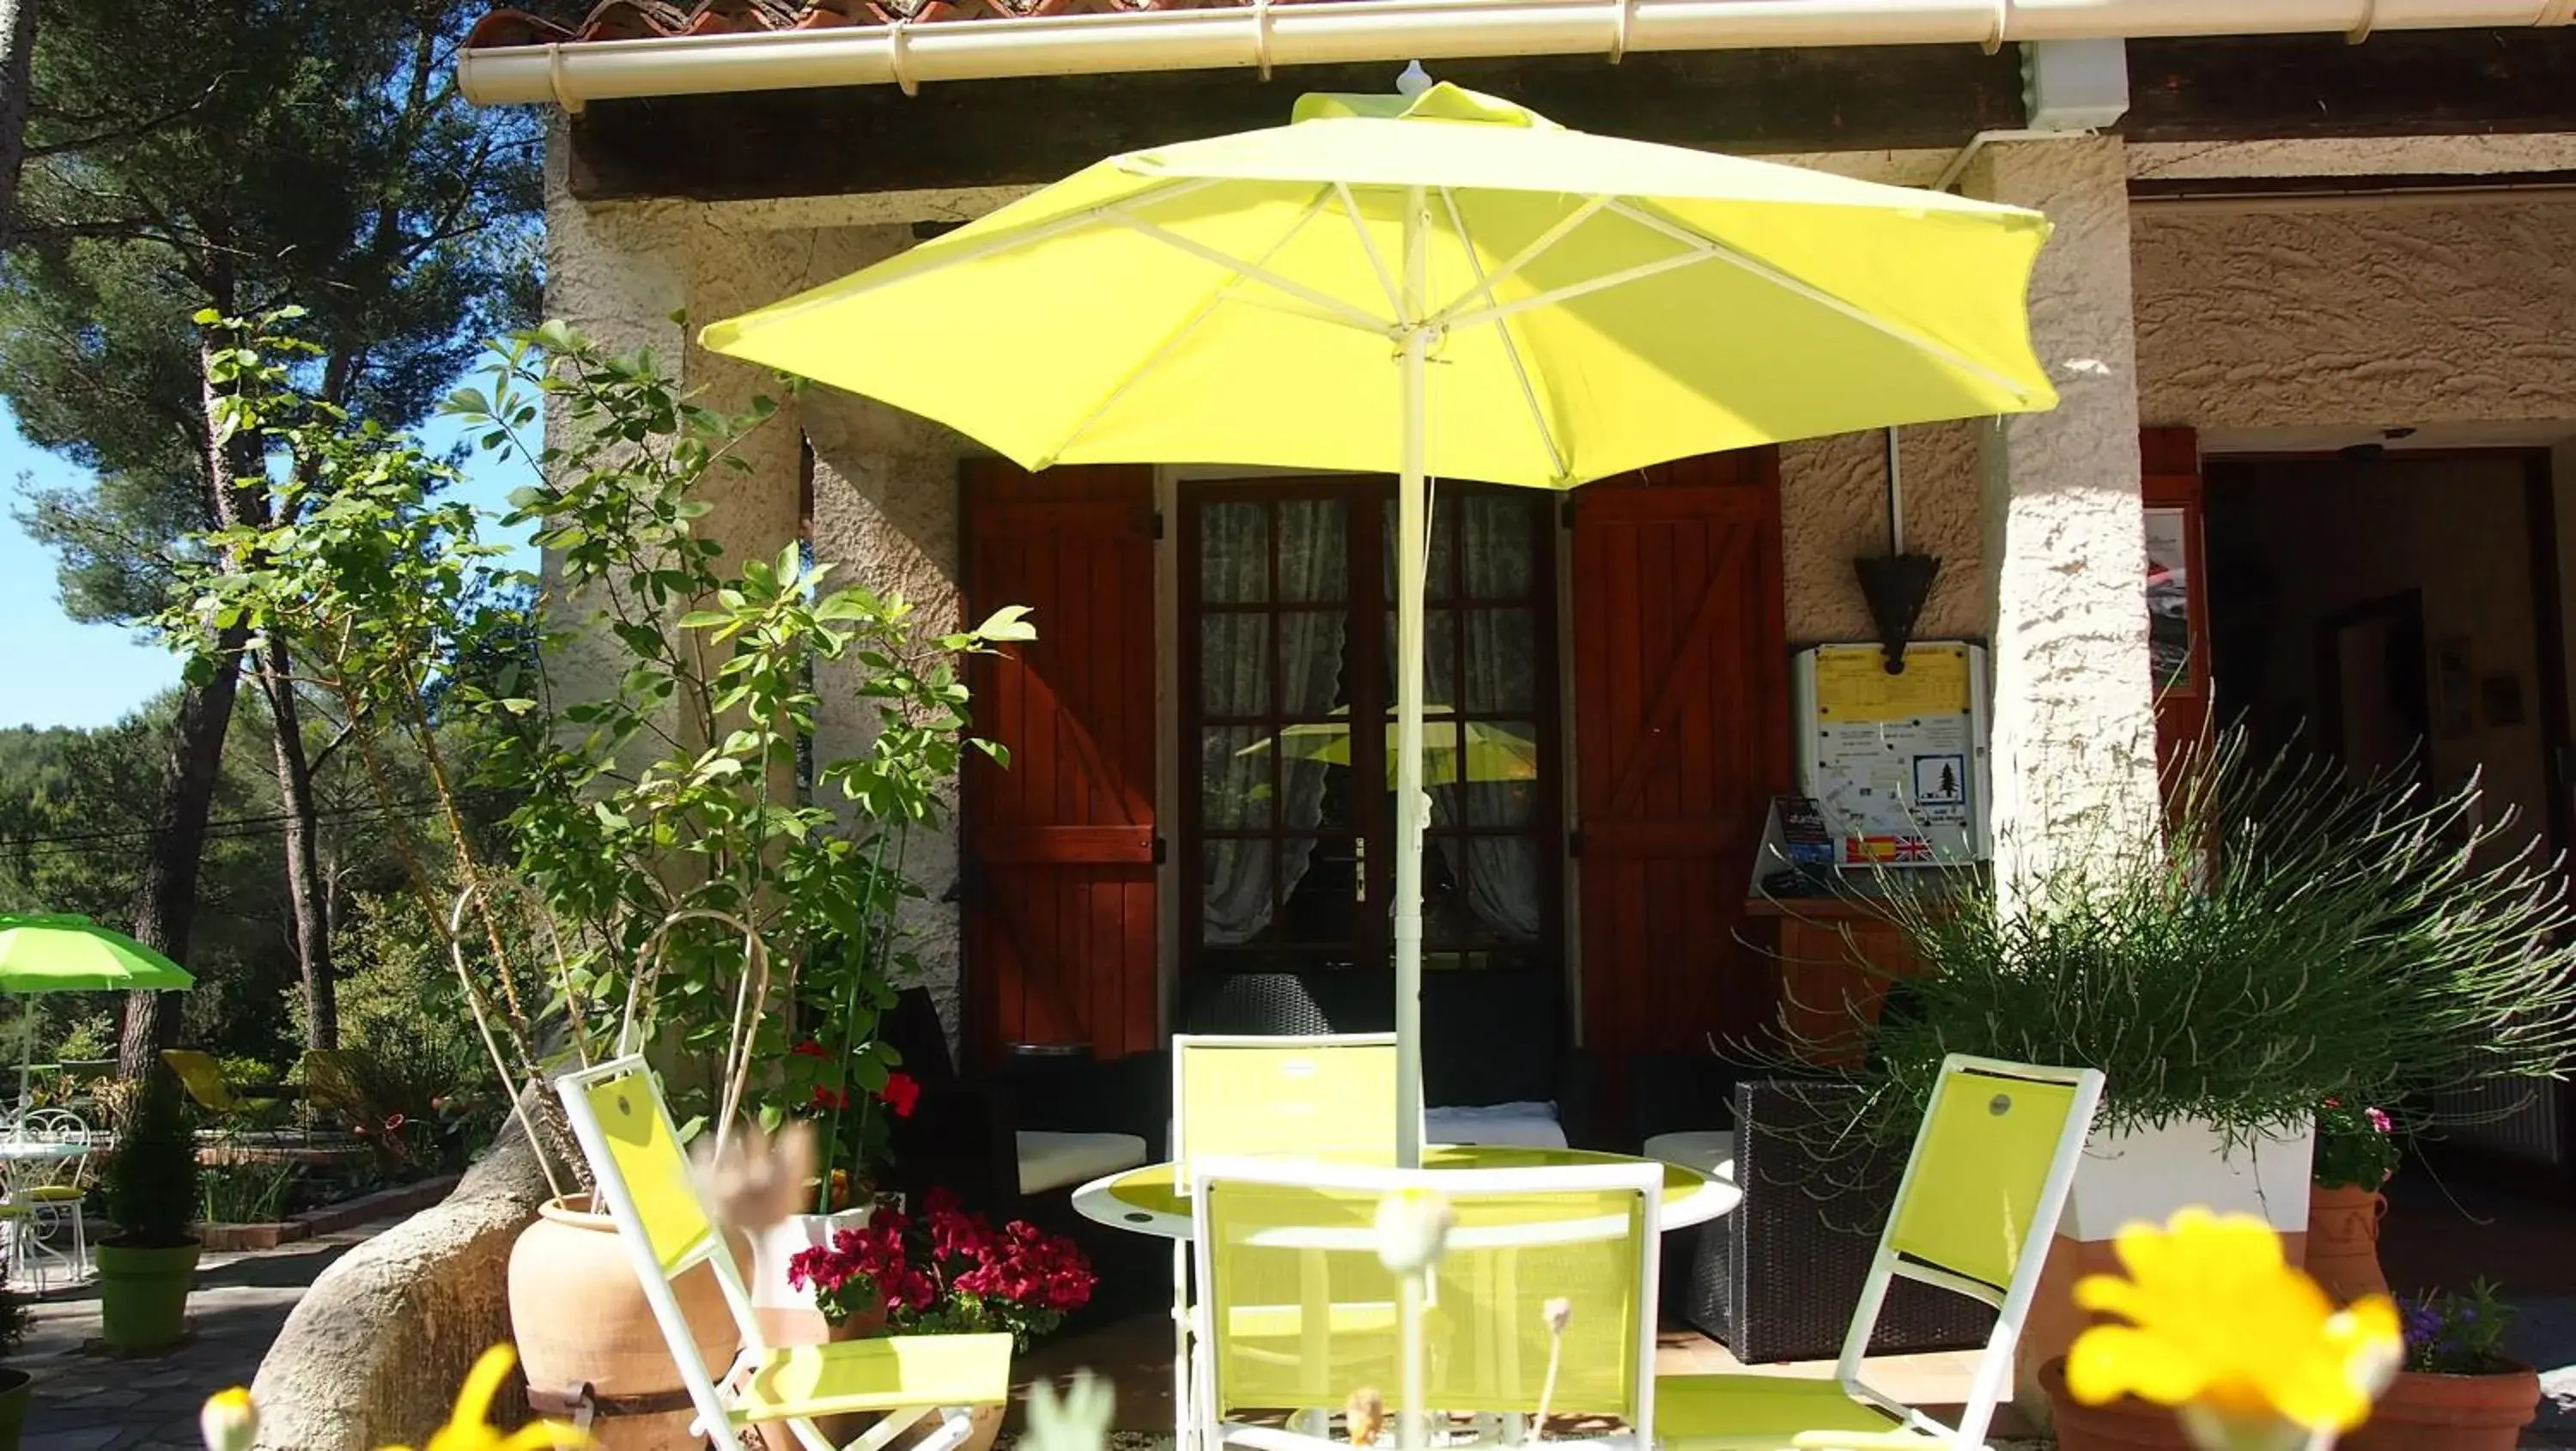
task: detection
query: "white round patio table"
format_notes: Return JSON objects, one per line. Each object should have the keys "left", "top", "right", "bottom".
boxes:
{"left": 1072, "top": 1142, "right": 1741, "bottom": 1239}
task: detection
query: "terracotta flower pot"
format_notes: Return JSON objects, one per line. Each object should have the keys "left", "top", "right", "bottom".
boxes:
{"left": 754, "top": 1311, "right": 890, "bottom": 1451}
{"left": 2038, "top": 1357, "right": 2197, "bottom": 1451}
{"left": 509, "top": 1195, "right": 742, "bottom": 1450}
{"left": 2305, "top": 1182, "right": 2390, "bottom": 1303}
{"left": 2344, "top": 1365, "right": 2540, "bottom": 1451}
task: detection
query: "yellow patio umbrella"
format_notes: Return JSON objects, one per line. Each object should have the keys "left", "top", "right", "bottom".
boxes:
{"left": 703, "top": 71, "right": 2056, "bottom": 1165}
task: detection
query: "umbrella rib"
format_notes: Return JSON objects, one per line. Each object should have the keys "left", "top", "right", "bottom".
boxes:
{"left": 1337, "top": 182, "right": 1403, "bottom": 317}
{"left": 1608, "top": 199, "right": 2039, "bottom": 400}
{"left": 725, "top": 177, "right": 1222, "bottom": 330}
{"left": 1437, "top": 187, "right": 1569, "bottom": 484}
{"left": 1037, "top": 185, "right": 1341, "bottom": 468}
{"left": 1426, "top": 193, "right": 1613, "bottom": 329}
{"left": 1107, "top": 209, "right": 1391, "bottom": 336}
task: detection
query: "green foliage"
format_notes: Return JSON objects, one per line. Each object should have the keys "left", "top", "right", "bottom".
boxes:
{"left": 163, "top": 313, "right": 1028, "bottom": 1192}
{"left": 2400, "top": 1281, "right": 2518, "bottom": 1375}
{"left": 443, "top": 321, "right": 1024, "bottom": 1166}
{"left": 0, "top": 700, "right": 313, "bottom": 1067}
{"left": 105, "top": 1067, "right": 200, "bottom": 1248}
{"left": 1859, "top": 732, "right": 2576, "bottom": 1140}
{"left": 0, "top": 1283, "right": 28, "bottom": 1363}
{"left": 200, "top": 1161, "right": 302, "bottom": 1226}
{"left": 2313, "top": 1101, "right": 2402, "bottom": 1191}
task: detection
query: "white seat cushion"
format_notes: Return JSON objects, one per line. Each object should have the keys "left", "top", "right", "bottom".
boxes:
{"left": 1017, "top": 1130, "right": 1150, "bottom": 1195}
{"left": 1643, "top": 1128, "right": 1737, "bottom": 1183}
{"left": 1425, "top": 1102, "right": 1568, "bottom": 1150}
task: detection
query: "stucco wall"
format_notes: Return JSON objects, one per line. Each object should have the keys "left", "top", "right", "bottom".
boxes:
{"left": 2134, "top": 197, "right": 2576, "bottom": 432}
{"left": 801, "top": 227, "right": 984, "bottom": 1044}
{"left": 1779, "top": 423, "right": 1984, "bottom": 645}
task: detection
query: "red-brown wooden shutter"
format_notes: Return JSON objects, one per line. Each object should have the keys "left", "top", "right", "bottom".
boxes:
{"left": 962, "top": 459, "right": 1159, "bottom": 1068}
{"left": 1568, "top": 451, "right": 1789, "bottom": 1060}
{"left": 2143, "top": 426, "right": 2209, "bottom": 786}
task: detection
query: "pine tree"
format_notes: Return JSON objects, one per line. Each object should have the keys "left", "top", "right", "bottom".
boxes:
{"left": 5, "top": 0, "right": 539, "bottom": 1072}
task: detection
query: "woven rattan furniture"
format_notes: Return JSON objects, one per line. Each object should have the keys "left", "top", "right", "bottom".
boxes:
{"left": 1680, "top": 1079, "right": 1996, "bottom": 1363}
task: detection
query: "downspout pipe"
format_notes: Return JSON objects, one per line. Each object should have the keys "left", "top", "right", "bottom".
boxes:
{"left": 460, "top": 0, "right": 2576, "bottom": 109}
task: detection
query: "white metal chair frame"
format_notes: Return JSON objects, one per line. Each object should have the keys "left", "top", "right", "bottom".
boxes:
{"left": 6, "top": 1108, "right": 93, "bottom": 1289}
{"left": 1188, "top": 1156, "right": 1664, "bottom": 1451}
{"left": 1167, "top": 1033, "right": 1416, "bottom": 1451}
{"left": 1819, "top": 1054, "right": 2105, "bottom": 1451}
{"left": 555, "top": 1055, "right": 996, "bottom": 1451}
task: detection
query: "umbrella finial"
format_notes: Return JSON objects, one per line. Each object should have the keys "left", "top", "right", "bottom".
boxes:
{"left": 1395, "top": 60, "right": 1432, "bottom": 97}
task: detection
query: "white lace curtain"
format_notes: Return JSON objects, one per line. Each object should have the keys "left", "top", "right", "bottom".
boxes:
{"left": 1202, "top": 501, "right": 1348, "bottom": 945}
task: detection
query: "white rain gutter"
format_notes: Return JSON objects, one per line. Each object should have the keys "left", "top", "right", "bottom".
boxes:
{"left": 459, "top": 0, "right": 2576, "bottom": 109}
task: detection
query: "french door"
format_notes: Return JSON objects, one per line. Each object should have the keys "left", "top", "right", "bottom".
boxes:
{"left": 1179, "top": 479, "right": 1564, "bottom": 975}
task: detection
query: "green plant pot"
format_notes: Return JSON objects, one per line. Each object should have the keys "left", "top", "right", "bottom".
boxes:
{"left": 0, "top": 1368, "right": 28, "bottom": 1451}
{"left": 95, "top": 1242, "right": 201, "bottom": 1351}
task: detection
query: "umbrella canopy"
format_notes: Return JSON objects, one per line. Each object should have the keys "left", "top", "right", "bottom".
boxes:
{"left": 705, "top": 76, "right": 2056, "bottom": 1164}
{"left": 0, "top": 914, "right": 195, "bottom": 993}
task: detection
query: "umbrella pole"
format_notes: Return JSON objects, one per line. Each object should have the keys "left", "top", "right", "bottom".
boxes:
{"left": 1394, "top": 183, "right": 1431, "bottom": 1171}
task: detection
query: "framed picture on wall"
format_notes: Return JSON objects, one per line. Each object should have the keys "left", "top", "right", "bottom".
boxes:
{"left": 2144, "top": 506, "right": 2197, "bottom": 695}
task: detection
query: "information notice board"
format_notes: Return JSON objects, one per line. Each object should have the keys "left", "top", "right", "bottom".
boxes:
{"left": 1789, "top": 642, "right": 1991, "bottom": 868}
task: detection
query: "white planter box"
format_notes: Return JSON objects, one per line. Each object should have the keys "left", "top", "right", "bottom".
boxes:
{"left": 2063, "top": 1115, "right": 2315, "bottom": 1242}
{"left": 750, "top": 1205, "right": 875, "bottom": 1311}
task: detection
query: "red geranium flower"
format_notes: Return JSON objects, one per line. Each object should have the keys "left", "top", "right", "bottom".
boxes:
{"left": 793, "top": 1039, "right": 830, "bottom": 1059}
{"left": 880, "top": 1071, "right": 921, "bottom": 1119}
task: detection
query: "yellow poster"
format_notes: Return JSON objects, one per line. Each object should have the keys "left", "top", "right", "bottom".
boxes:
{"left": 1812, "top": 643, "right": 1971, "bottom": 725}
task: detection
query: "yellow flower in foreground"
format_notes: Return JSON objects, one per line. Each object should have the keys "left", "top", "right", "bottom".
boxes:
{"left": 2068, "top": 1209, "right": 2402, "bottom": 1451}
{"left": 381, "top": 1344, "right": 594, "bottom": 1451}
{"left": 199, "top": 1386, "right": 258, "bottom": 1451}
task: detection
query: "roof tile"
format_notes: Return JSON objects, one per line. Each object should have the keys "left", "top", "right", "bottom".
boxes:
{"left": 469, "top": 0, "right": 1270, "bottom": 50}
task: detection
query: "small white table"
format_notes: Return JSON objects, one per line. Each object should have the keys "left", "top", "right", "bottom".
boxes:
{"left": 1072, "top": 1142, "right": 1741, "bottom": 1240}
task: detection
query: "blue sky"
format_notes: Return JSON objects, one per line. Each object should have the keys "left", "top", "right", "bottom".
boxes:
{"left": 0, "top": 405, "right": 536, "bottom": 731}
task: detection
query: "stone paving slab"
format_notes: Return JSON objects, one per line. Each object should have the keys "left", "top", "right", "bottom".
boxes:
{"left": 17, "top": 1221, "right": 399, "bottom": 1451}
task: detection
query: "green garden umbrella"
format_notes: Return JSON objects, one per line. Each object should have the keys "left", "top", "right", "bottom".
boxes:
{"left": 0, "top": 914, "right": 194, "bottom": 1106}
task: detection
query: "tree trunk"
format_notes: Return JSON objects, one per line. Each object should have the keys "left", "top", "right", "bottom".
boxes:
{"left": 115, "top": 622, "right": 247, "bottom": 1078}
{"left": 262, "top": 636, "right": 335, "bottom": 1051}
{"left": 0, "top": 0, "right": 36, "bottom": 253}
{"left": 117, "top": 325, "right": 264, "bottom": 1079}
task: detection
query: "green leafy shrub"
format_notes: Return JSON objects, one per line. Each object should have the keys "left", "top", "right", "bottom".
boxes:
{"left": 105, "top": 1067, "right": 200, "bottom": 1248}
{"left": 1859, "top": 734, "right": 2576, "bottom": 1139}
{"left": 200, "top": 1161, "right": 301, "bottom": 1224}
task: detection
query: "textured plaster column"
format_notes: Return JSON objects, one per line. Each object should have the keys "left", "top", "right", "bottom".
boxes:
{"left": 1969, "top": 136, "right": 2160, "bottom": 1426}
{"left": 1968, "top": 137, "right": 2160, "bottom": 902}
